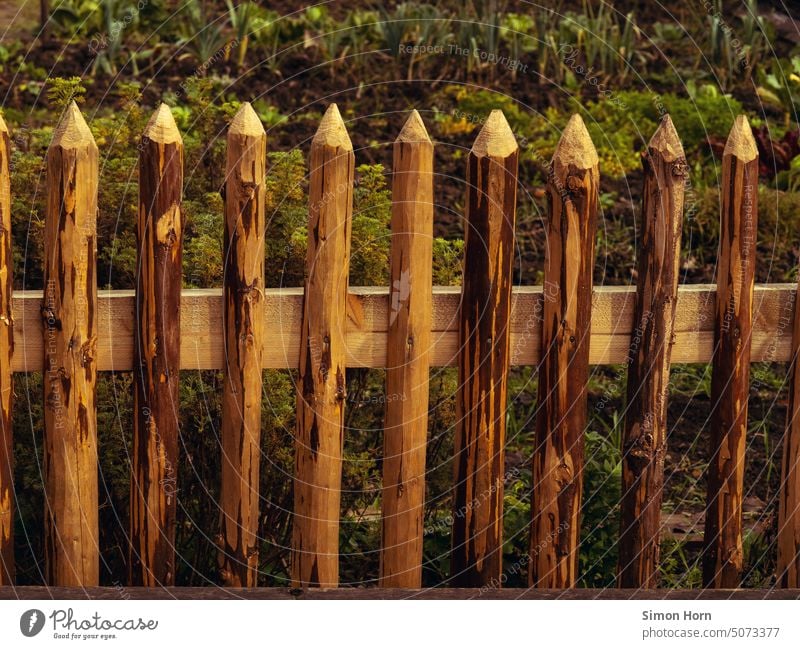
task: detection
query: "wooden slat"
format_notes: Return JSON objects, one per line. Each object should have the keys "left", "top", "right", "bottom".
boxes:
{"left": 452, "top": 110, "right": 518, "bottom": 586}
{"left": 7, "top": 284, "right": 797, "bottom": 371}
{"left": 219, "top": 102, "right": 267, "bottom": 588}
{"left": 380, "top": 110, "right": 433, "bottom": 588}
{"left": 291, "top": 104, "right": 353, "bottom": 588}
{"left": 43, "top": 102, "right": 99, "bottom": 586}
{"left": 779, "top": 285, "right": 800, "bottom": 587}
{"left": 618, "top": 115, "right": 687, "bottom": 588}
{"left": 130, "top": 104, "right": 184, "bottom": 587}
{"left": 703, "top": 116, "right": 759, "bottom": 589}
{"left": 0, "top": 112, "right": 13, "bottom": 585}
{"left": 530, "top": 114, "right": 600, "bottom": 588}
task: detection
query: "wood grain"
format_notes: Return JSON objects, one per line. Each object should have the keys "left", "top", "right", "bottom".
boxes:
{"left": 5, "top": 284, "right": 797, "bottom": 370}
{"left": 219, "top": 103, "right": 266, "bottom": 587}
{"left": 0, "top": 115, "right": 13, "bottom": 585}
{"left": 779, "top": 275, "right": 800, "bottom": 588}
{"left": 42, "top": 102, "right": 99, "bottom": 586}
{"left": 130, "top": 104, "right": 184, "bottom": 587}
{"left": 618, "top": 115, "right": 686, "bottom": 588}
{"left": 530, "top": 114, "right": 599, "bottom": 588}
{"left": 380, "top": 111, "right": 433, "bottom": 587}
{"left": 1, "top": 585, "right": 798, "bottom": 600}
{"left": 452, "top": 110, "right": 518, "bottom": 586}
{"left": 292, "top": 105, "right": 353, "bottom": 588}
{"left": 702, "top": 116, "right": 759, "bottom": 588}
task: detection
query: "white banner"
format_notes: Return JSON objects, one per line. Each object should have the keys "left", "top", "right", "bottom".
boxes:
{"left": 0, "top": 599, "right": 798, "bottom": 648}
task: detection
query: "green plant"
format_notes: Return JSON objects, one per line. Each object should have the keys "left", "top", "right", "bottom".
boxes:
{"left": 46, "top": 76, "right": 87, "bottom": 109}
{"left": 178, "top": 0, "right": 232, "bottom": 68}
{"left": 377, "top": 3, "right": 452, "bottom": 80}
{"left": 742, "top": 531, "right": 775, "bottom": 588}
{"left": 499, "top": 13, "right": 535, "bottom": 81}
{"left": 225, "top": 0, "right": 257, "bottom": 69}
{"left": 708, "top": 0, "right": 770, "bottom": 91}
{"left": 659, "top": 538, "right": 703, "bottom": 588}
{"left": 579, "top": 409, "right": 623, "bottom": 587}
{"left": 757, "top": 56, "right": 800, "bottom": 128}
{"left": 563, "top": 1, "right": 639, "bottom": 84}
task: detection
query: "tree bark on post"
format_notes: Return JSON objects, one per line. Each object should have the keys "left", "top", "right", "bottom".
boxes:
{"left": 219, "top": 103, "right": 266, "bottom": 587}
{"left": 618, "top": 115, "right": 686, "bottom": 588}
{"left": 130, "top": 104, "right": 184, "bottom": 587}
{"left": 380, "top": 111, "right": 434, "bottom": 588}
{"left": 292, "top": 104, "right": 353, "bottom": 588}
{"left": 779, "top": 282, "right": 800, "bottom": 588}
{"left": 702, "top": 115, "right": 759, "bottom": 588}
{"left": 0, "top": 115, "right": 14, "bottom": 585}
{"left": 451, "top": 110, "right": 518, "bottom": 587}
{"left": 42, "top": 102, "right": 99, "bottom": 586}
{"left": 530, "top": 114, "right": 599, "bottom": 589}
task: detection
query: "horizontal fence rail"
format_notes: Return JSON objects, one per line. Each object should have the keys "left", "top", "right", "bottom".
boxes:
{"left": 1, "top": 284, "right": 796, "bottom": 370}
{"left": 0, "top": 101, "right": 799, "bottom": 594}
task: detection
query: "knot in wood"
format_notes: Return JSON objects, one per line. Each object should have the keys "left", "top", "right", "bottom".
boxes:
{"left": 625, "top": 429, "right": 657, "bottom": 472}
{"left": 79, "top": 339, "right": 95, "bottom": 367}
{"left": 566, "top": 174, "right": 584, "bottom": 193}
{"left": 671, "top": 160, "right": 689, "bottom": 178}
{"left": 555, "top": 462, "right": 572, "bottom": 489}
{"left": 241, "top": 181, "right": 258, "bottom": 199}
{"left": 40, "top": 305, "right": 62, "bottom": 330}
{"left": 335, "top": 368, "right": 346, "bottom": 401}
{"left": 160, "top": 228, "right": 177, "bottom": 249}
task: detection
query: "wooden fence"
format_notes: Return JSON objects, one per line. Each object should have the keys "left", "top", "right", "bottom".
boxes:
{"left": 0, "top": 101, "right": 799, "bottom": 594}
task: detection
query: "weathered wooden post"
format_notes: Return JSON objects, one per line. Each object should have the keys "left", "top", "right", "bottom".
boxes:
{"left": 0, "top": 115, "right": 13, "bottom": 585}
{"left": 529, "top": 114, "right": 599, "bottom": 588}
{"left": 451, "top": 110, "right": 518, "bottom": 586}
{"left": 380, "top": 110, "right": 434, "bottom": 588}
{"left": 780, "top": 285, "right": 800, "bottom": 588}
{"left": 702, "top": 115, "right": 758, "bottom": 588}
{"left": 43, "top": 102, "right": 99, "bottom": 586}
{"left": 219, "top": 103, "right": 266, "bottom": 587}
{"left": 618, "top": 115, "right": 686, "bottom": 588}
{"left": 130, "top": 103, "right": 184, "bottom": 586}
{"left": 292, "top": 104, "right": 353, "bottom": 588}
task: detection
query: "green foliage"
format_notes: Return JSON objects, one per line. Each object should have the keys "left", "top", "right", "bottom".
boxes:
{"left": 436, "top": 85, "right": 742, "bottom": 179}
{"left": 742, "top": 531, "right": 776, "bottom": 588}
{"left": 251, "top": 99, "right": 286, "bottom": 129}
{"left": 707, "top": 0, "right": 771, "bottom": 91}
{"left": 757, "top": 56, "right": 800, "bottom": 126}
{"left": 4, "top": 1, "right": 794, "bottom": 589}
{"left": 579, "top": 410, "right": 623, "bottom": 587}
{"left": 351, "top": 164, "right": 391, "bottom": 285}
{"left": 178, "top": 0, "right": 232, "bottom": 67}
{"left": 265, "top": 149, "right": 307, "bottom": 286}
{"left": 184, "top": 193, "right": 224, "bottom": 287}
{"left": 432, "top": 238, "right": 463, "bottom": 285}
{"left": 659, "top": 538, "right": 703, "bottom": 589}
{"left": 46, "top": 76, "right": 88, "bottom": 110}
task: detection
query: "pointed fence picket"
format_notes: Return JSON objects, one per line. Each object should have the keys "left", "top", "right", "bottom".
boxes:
{"left": 0, "top": 102, "right": 797, "bottom": 594}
